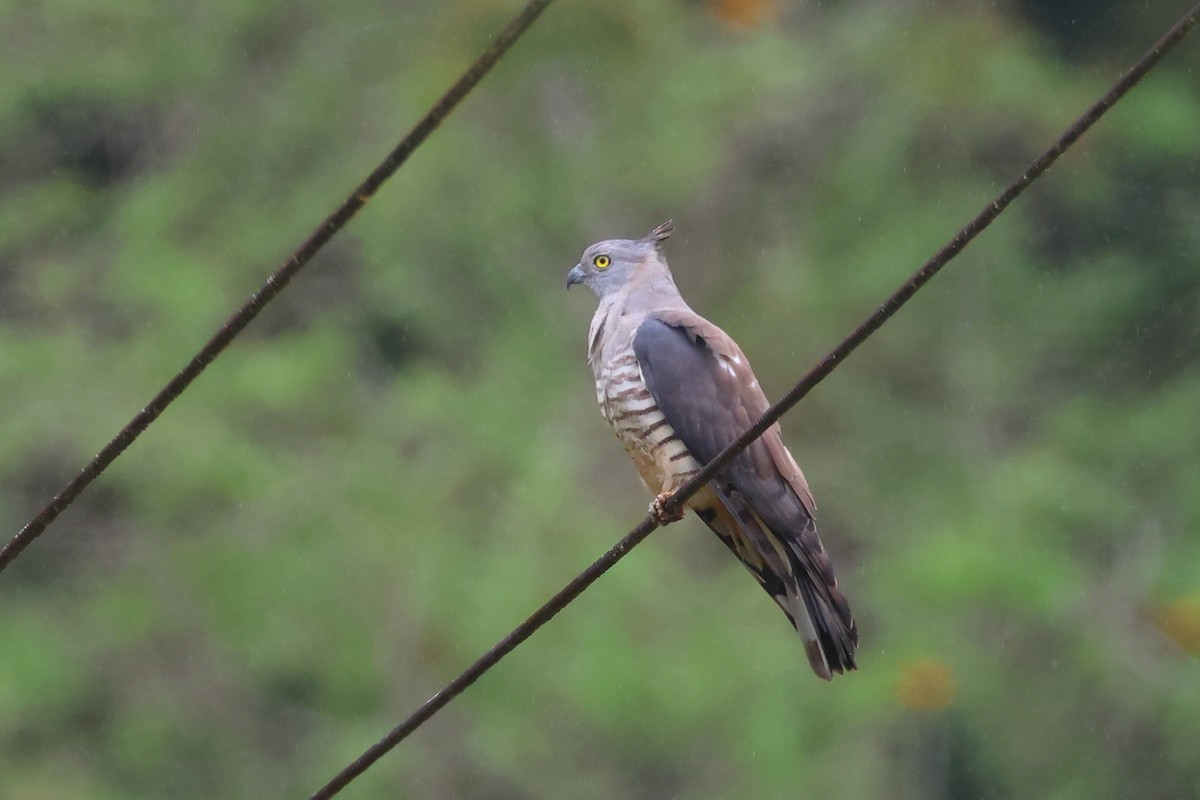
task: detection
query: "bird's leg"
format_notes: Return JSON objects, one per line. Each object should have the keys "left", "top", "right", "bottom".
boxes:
{"left": 648, "top": 492, "right": 686, "bottom": 526}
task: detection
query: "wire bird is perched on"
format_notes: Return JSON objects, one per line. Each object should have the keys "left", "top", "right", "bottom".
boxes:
{"left": 567, "top": 221, "right": 858, "bottom": 679}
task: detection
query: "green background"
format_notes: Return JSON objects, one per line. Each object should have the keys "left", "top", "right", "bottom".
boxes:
{"left": 2, "top": 1, "right": 1198, "bottom": 797}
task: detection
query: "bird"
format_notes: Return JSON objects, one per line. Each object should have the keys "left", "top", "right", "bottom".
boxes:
{"left": 566, "top": 220, "right": 858, "bottom": 680}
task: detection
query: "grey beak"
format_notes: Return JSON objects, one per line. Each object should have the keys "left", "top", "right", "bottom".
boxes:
{"left": 566, "top": 264, "right": 586, "bottom": 289}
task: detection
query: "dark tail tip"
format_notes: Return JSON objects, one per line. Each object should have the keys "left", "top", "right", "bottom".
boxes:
{"left": 805, "top": 640, "right": 835, "bottom": 681}
{"left": 801, "top": 584, "right": 859, "bottom": 680}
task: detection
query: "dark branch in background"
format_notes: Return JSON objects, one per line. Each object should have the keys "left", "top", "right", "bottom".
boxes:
{"left": 305, "top": 4, "right": 1200, "bottom": 799}
{"left": 0, "top": 0, "right": 558, "bottom": 576}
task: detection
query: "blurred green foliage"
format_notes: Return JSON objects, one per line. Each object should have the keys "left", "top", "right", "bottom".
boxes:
{"left": 1, "top": 1, "right": 1198, "bottom": 798}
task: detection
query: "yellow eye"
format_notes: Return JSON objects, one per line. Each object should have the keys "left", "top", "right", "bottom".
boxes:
{"left": 593, "top": 254, "right": 611, "bottom": 269}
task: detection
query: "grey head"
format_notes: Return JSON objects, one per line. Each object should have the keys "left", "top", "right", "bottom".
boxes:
{"left": 566, "top": 220, "right": 674, "bottom": 298}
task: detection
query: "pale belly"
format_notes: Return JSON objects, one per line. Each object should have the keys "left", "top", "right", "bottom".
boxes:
{"left": 596, "top": 348, "right": 704, "bottom": 497}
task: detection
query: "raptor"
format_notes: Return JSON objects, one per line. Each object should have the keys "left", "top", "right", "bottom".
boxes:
{"left": 567, "top": 221, "right": 858, "bottom": 680}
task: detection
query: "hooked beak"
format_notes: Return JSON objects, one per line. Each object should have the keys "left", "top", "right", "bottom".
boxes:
{"left": 566, "top": 264, "right": 586, "bottom": 289}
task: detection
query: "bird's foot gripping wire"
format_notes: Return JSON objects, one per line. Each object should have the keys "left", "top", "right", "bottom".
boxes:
{"left": 648, "top": 492, "right": 686, "bottom": 526}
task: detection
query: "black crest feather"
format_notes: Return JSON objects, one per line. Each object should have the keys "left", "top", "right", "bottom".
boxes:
{"left": 643, "top": 219, "right": 674, "bottom": 246}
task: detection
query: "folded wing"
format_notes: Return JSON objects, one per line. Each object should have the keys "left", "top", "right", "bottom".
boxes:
{"left": 633, "top": 314, "right": 858, "bottom": 679}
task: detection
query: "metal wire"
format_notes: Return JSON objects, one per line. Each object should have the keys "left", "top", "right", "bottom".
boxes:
{"left": 0, "top": 0, "right": 559, "bottom": 576}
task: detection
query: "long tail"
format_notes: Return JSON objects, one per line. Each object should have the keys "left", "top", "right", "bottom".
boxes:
{"left": 695, "top": 486, "right": 858, "bottom": 680}
{"left": 784, "top": 523, "right": 858, "bottom": 680}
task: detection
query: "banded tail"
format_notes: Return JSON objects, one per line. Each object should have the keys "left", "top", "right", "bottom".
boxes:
{"left": 696, "top": 483, "right": 858, "bottom": 680}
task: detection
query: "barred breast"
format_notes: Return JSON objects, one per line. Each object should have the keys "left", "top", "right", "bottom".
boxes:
{"left": 595, "top": 342, "right": 703, "bottom": 495}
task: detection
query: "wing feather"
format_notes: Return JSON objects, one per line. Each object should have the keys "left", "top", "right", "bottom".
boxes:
{"left": 633, "top": 314, "right": 858, "bottom": 678}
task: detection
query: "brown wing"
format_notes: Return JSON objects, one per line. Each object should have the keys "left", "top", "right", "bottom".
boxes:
{"left": 652, "top": 310, "right": 816, "bottom": 513}
{"left": 633, "top": 313, "right": 858, "bottom": 678}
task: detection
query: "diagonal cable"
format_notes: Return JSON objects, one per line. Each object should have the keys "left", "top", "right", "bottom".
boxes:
{"left": 304, "top": 4, "right": 1200, "bottom": 798}
{"left": 0, "top": 0, "right": 558, "bottom": 576}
